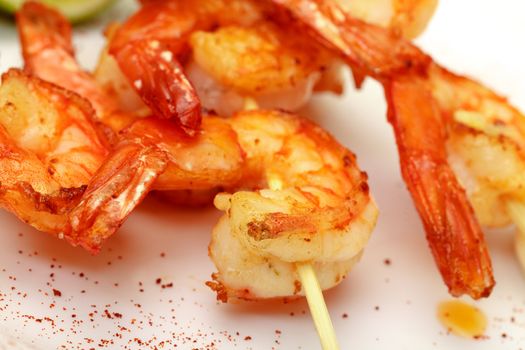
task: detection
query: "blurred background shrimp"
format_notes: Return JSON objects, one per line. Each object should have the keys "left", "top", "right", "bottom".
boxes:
{"left": 98, "top": 0, "right": 437, "bottom": 120}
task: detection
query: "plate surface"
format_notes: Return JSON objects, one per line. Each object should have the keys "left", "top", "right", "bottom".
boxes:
{"left": 1, "top": 1, "right": 525, "bottom": 349}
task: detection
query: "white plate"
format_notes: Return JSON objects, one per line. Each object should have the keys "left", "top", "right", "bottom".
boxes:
{"left": 1, "top": 1, "right": 525, "bottom": 349}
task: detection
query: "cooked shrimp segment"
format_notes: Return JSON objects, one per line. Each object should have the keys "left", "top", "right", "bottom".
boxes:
{"left": 385, "top": 75, "right": 494, "bottom": 298}
{"left": 0, "top": 69, "right": 108, "bottom": 238}
{"left": 108, "top": 0, "right": 437, "bottom": 120}
{"left": 208, "top": 110, "right": 378, "bottom": 300}
{"left": 433, "top": 66, "right": 525, "bottom": 274}
{"left": 109, "top": 0, "right": 337, "bottom": 122}
{"left": 108, "top": 0, "right": 237, "bottom": 133}
{"left": 268, "top": 0, "right": 501, "bottom": 298}
{"left": 69, "top": 116, "right": 245, "bottom": 252}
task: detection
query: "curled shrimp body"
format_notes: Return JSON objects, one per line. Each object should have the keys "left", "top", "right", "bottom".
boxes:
{"left": 432, "top": 67, "right": 525, "bottom": 274}
{"left": 268, "top": 0, "right": 501, "bottom": 298}
{"left": 208, "top": 110, "right": 378, "bottom": 300}
{"left": 0, "top": 69, "right": 108, "bottom": 240}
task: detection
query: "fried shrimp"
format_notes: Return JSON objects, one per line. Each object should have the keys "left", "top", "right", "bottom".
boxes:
{"left": 208, "top": 110, "right": 378, "bottom": 300}
{"left": 0, "top": 69, "right": 108, "bottom": 238}
{"left": 267, "top": 0, "right": 507, "bottom": 298}
{"left": 108, "top": 0, "right": 341, "bottom": 122}
{"left": 16, "top": 2, "right": 137, "bottom": 134}
{"left": 106, "top": 0, "right": 437, "bottom": 121}
{"left": 66, "top": 108, "right": 377, "bottom": 297}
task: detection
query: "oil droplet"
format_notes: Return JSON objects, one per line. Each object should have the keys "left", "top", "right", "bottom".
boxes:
{"left": 437, "top": 300, "right": 487, "bottom": 338}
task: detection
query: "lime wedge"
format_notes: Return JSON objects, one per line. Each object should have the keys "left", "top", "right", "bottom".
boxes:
{"left": 0, "top": 0, "right": 116, "bottom": 24}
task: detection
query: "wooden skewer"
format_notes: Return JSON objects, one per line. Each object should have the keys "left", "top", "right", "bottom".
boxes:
{"left": 296, "top": 263, "right": 340, "bottom": 350}
{"left": 267, "top": 182, "right": 340, "bottom": 349}
{"left": 244, "top": 99, "right": 340, "bottom": 349}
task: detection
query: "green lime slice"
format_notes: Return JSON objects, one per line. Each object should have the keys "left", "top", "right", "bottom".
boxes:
{"left": 0, "top": 0, "right": 116, "bottom": 24}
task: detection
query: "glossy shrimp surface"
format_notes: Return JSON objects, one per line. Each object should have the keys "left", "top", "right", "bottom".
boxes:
{"left": 268, "top": 0, "right": 502, "bottom": 298}
{"left": 208, "top": 110, "right": 378, "bottom": 301}
{"left": 107, "top": 0, "right": 230, "bottom": 133}
{"left": 433, "top": 67, "right": 525, "bottom": 274}
{"left": 187, "top": 24, "right": 340, "bottom": 115}
{"left": 0, "top": 69, "right": 108, "bottom": 240}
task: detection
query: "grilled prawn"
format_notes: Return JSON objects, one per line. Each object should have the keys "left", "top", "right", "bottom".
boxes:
{"left": 0, "top": 69, "right": 108, "bottom": 241}
{"left": 266, "top": 0, "right": 525, "bottom": 297}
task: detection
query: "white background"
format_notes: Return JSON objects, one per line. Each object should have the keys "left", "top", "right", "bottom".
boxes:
{"left": 0, "top": 0, "right": 524, "bottom": 349}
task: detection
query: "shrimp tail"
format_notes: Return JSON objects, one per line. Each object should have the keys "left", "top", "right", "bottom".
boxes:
{"left": 110, "top": 42, "right": 201, "bottom": 135}
{"left": 385, "top": 76, "right": 495, "bottom": 299}
{"left": 68, "top": 138, "right": 168, "bottom": 254}
{"left": 16, "top": 1, "right": 74, "bottom": 69}
{"left": 109, "top": 1, "right": 202, "bottom": 135}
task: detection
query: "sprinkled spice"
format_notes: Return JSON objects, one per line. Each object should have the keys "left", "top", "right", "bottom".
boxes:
{"left": 52, "top": 289, "right": 62, "bottom": 297}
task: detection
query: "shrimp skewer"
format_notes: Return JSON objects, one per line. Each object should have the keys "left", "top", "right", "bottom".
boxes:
{"left": 106, "top": 0, "right": 438, "bottom": 123}
{"left": 267, "top": 0, "right": 495, "bottom": 298}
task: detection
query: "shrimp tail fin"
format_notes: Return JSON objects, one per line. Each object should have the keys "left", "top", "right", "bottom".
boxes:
{"left": 68, "top": 138, "right": 168, "bottom": 254}
{"left": 16, "top": 1, "right": 74, "bottom": 72}
{"left": 270, "top": 0, "right": 430, "bottom": 78}
{"left": 110, "top": 41, "right": 201, "bottom": 135}
{"left": 385, "top": 77, "right": 495, "bottom": 299}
